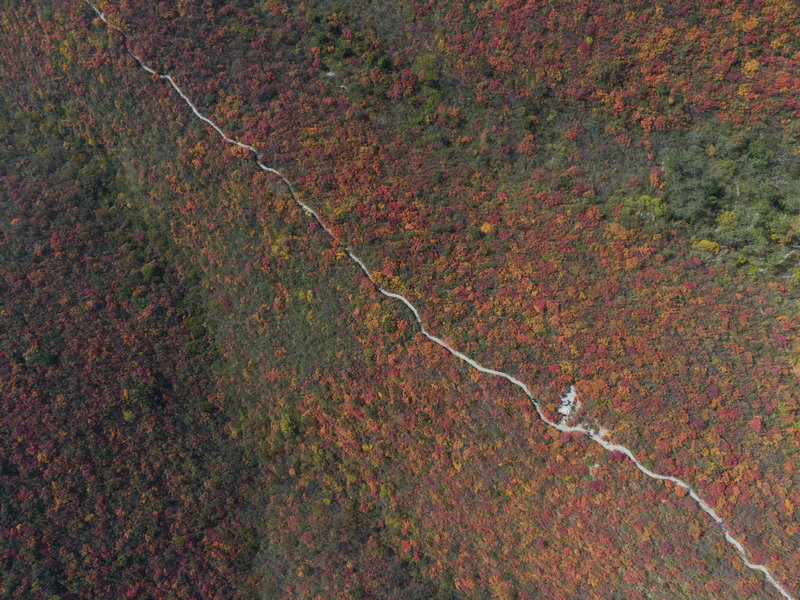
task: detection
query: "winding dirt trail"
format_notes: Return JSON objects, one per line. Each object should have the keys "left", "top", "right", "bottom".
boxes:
{"left": 82, "top": 2, "right": 796, "bottom": 597}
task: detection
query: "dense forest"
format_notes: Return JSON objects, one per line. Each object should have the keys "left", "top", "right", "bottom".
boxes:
{"left": 2, "top": 1, "right": 800, "bottom": 598}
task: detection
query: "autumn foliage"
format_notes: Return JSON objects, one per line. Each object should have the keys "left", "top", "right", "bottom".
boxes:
{"left": 2, "top": 1, "right": 800, "bottom": 598}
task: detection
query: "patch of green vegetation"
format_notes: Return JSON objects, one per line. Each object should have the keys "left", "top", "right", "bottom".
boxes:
{"left": 620, "top": 194, "right": 673, "bottom": 226}
{"left": 659, "top": 125, "right": 800, "bottom": 259}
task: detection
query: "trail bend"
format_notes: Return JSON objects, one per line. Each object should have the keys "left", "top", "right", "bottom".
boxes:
{"left": 81, "top": 2, "right": 795, "bottom": 598}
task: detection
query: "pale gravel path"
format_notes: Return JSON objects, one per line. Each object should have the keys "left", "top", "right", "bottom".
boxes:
{"left": 81, "top": 2, "right": 796, "bottom": 597}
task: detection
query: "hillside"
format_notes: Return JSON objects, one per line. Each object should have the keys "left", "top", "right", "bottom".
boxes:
{"left": 2, "top": 1, "right": 800, "bottom": 598}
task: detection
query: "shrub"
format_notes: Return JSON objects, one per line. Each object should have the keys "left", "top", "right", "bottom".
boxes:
{"left": 141, "top": 262, "right": 164, "bottom": 280}
{"left": 693, "top": 239, "right": 720, "bottom": 254}
{"left": 716, "top": 210, "right": 739, "bottom": 231}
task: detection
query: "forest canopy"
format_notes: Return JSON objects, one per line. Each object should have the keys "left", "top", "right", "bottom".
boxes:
{"left": 2, "top": 1, "right": 800, "bottom": 598}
